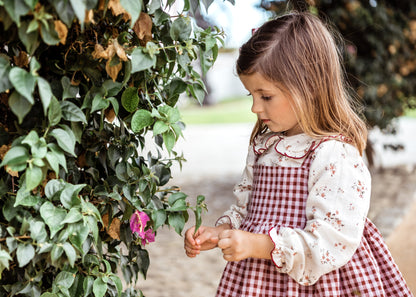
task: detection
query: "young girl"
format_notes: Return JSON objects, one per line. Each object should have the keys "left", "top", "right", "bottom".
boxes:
{"left": 184, "top": 11, "right": 413, "bottom": 297}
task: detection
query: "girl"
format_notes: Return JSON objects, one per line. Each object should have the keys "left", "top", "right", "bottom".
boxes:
{"left": 184, "top": 12, "right": 413, "bottom": 297}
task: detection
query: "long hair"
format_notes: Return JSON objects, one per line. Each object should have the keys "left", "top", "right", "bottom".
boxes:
{"left": 237, "top": 12, "right": 368, "bottom": 155}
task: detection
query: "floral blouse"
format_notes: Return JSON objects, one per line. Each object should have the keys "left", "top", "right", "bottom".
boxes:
{"left": 216, "top": 132, "right": 371, "bottom": 285}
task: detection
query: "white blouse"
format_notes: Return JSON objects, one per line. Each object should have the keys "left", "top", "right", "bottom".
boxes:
{"left": 216, "top": 132, "right": 371, "bottom": 285}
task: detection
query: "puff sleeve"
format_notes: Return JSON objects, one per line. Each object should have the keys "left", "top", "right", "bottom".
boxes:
{"left": 268, "top": 140, "right": 371, "bottom": 285}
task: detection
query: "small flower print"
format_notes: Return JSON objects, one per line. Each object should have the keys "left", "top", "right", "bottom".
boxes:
{"left": 325, "top": 163, "right": 336, "bottom": 177}
{"left": 130, "top": 211, "right": 155, "bottom": 246}
{"left": 324, "top": 211, "right": 344, "bottom": 231}
{"left": 352, "top": 180, "right": 367, "bottom": 198}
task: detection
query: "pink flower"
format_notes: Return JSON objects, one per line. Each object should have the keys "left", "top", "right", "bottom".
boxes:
{"left": 130, "top": 211, "right": 155, "bottom": 246}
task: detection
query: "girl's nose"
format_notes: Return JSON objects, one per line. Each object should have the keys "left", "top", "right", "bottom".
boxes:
{"left": 251, "top": 97, "right": 262, "bottom": 114}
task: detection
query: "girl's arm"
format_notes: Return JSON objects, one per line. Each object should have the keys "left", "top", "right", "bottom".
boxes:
{"left": 268, "top": 140, "right": 371, "bottom": 285}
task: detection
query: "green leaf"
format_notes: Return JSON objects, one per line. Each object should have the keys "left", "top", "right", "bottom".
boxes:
{"left": 83, "top": 276, "right": 94, "bottom": 296}
{"left": 40, "top": 201, "right": 67, "bottom": 238}
{"left": 168, "top": 198, "right": 187, "bottom": 211}
{"left": 60, "top": 184, "right": 84, "bottom": 209}
{"left": 48, "top": 96, "right": 62, "bottom": 126}
{"left": 131, "top": 109, "right": 154, "bottom": 132}
{"left": 40, "top": 20, "right": 60, "bottom": 45}
{"left": 170, "top": 17, "right": 192, "bottom": 41}
{"left": 0, "top": 249, "right": 13, "bottom": 275}
{"left": 153, "top": 120, "right": 169, "bottom": 135}
{"left": 40, "top": 293, "right": 58, "bottom": 297}
{"left": 121, "top": 87, "right": 139, "bottom": 113}
{"left": 55, "top": 271, "right": 75, "bottom": 289}
{"left": 3, "top": 0, "right": 30, "bottom": 26}
{"left": 18, "top": 19, "right": 40, "bottom": 54}
{"left": 163, "top": 130, "right": 175, "bottom": 152}
{"left": 15, "top": 186, "right": 41, "bottom": 207}
{"left": 68, "top": 222, "right": 89, "bottom": 252}
{"left": 168, "top": 212, "right": 185, "bottom": 235}
{"left": 91, "top": 94, "right": 110, "bottom": 113}
{"left": 45, "top": 179, "right": 66, "bottom": 200}
{"left": 16, "top": 243, "right": 35, "bottom": 267}
{"left": 109, "top": 275, "right": 122, "bottom": 297}
{"left": 0, "top": 55, "right": 12, "bottom": 92}
{"left": 69, "top": 0, "right": 86, "bottom": 26}
{"left": 29, "top": 220, "right": 48, "bottom": 243}
{"left": 151, "top": 209, "right": 166, "bottom": 230}
{"left": 120, "top": 0, "right": 143, "bottom": 26}
{"left": 47, "top": 143, "right": 67, "bottom": 172}
{"left": 8, "top": 91, "right": 33, "bottom": 124}
{"left": 0, "top": 145, "right": 29, "bottom": 167}
{"left": 61, "top": 101, "right": 87, "bottom": 123}
{"left": 188, "top": 82, "right": 206, "bottom": 105}
{"left": 25, "top": 164, "right": 44, "bottom": 191}
{"left": 61, "top": 208, "right": 83, "bottom": 224}
{"left": 130, "top": 47, "right": 156, "bottom": 73}
{"left": 93, "top": 277, "right": 107, "bottom": 297}
{"left": 62, "top": 242, "right": 77, "bottom": 267}
{"left": 9, "top": 67, "right": 36, "bottom": 104}
{"left": 49, "top": 128, "right": 76, "bottom": 157}
{"left": 168, "top": 192, "right": 187, "bottom": 206}
{"left": 61, "top": 76, "right": 79, "bottom": 100}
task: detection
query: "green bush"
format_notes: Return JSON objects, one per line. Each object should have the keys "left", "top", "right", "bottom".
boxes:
{"left": 0, "top": 0, "right": 224, "bottom": 296}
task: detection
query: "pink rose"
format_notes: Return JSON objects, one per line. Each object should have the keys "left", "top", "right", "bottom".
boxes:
{"left": 130, "top": 211, "right": 155, "bottom": 246}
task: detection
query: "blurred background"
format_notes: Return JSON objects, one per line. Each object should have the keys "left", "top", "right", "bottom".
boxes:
{"left": 141, "top": 1, "right": 416, "bottom": 296}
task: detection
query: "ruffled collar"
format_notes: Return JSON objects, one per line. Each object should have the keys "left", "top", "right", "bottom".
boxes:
{"left": 253, "top": 132, "right": 350, "bottom": 159}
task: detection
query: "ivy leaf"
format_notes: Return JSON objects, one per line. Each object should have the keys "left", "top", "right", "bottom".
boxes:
{"left": 29, "top": 220, "right": 48, "bottom": 243}
{"left": 109, "top": 275, "right": 122, "bottom": 297}
{"left": 188, "top": 82, "right": 206, "bottom": 105}
{"left": 131, "top": 109, "right": 154, "bottom": 132}
{"left": 121, "top": 87, "right": 139, "bottom": 112}
{"left": 60, "top": 101, "right": 87, "bottom": 123}
{"left": 153, "top": 120, "right": 169, "bottom": 135}
{"left": 9, "top": 67, "right": 36, "bottom": 104}
{"left": 93, "top": 277, "right": 107, "bottom": 297}
{"left": 62, "top": 242, "right": 76, "bottom": 267}
{"left": 48, "top": 96, "right": 62, "bottom": 126}
{"left": 168, "top": 212, "right": 185, "bottom": 235}
{"left": 170, "top": 17, "right": 192, "bottom": 41}
{"left": 130, "top": 47, "right": 156, "bottom": 73}
{"left": 40, "top": 20, "right": 60, "bottom": 45}
{"left": 16, "top": 243, "right": 35, "bottom": 267}
{"left": 49, "top": 128, "right": 76, "bottom": 157}
{"left": 151, "top": 209, "right": 167, "bottom": 230}
{"left": 15, "top": 185, "right": 41, "bottom": 207}
{"left": 69, "top": 0, "right": 86, "bottom": 27}
{"left": 0, "top": 56, "right": 12, "bottom": 92}
{"left": 61, "top": 208, "right": 83, "bottom": 224}
{"left": 60, "top": 183, "right": 85, "bottom": 209}
{"left": 0, "top": 250, "right": 13, "bottom": 275}
{"left": 0, "top": 145, "right": 29, "bottom": 168}
{"left": 2, "top": 0, "right": 30, "bottom": 26}
{"left": 162, "top": 130, "right": 175, "bottom": 153}
{"left": 40, "top": 201, "right": 66, "bottom": 238}
{"left": 36, "top": 77, "right": 52, "bottom": 113}
{"left": 8, "top": 91, "right": 33, "bottom": 124}
{"left": 61, "top": 76, "right": 79, "bottom": 100}
{"left": 68, "top": 222, "right": 90, "bottom": 252}
{"left": 91, "top": 94, "right": 110, "bottom": 113}
{"left": 47, "top": 143, "right": 67, "bottom": 173}
{"left": 54, "top": 271, "right": 75, "bottom": 290}
{"left": 18, "top": 20, "right": 40, "bottom": 55}
{"left": 44, "top": 179, "right": 66, "bottom": 200}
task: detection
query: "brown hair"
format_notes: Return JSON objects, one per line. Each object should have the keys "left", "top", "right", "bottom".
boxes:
{"left": 237, "top": 12, "right": 368, "bottom": 155}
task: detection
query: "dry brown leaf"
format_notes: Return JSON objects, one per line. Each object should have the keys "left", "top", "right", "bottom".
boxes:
{"left": 92, "top": 44, "right": 108, "bottom": 60}
{"left": 0, "top": 144, "right": 10, "bottom": 161}
{"left": 105, "top": 108, "right": 116, "bottom": 123}
{"left": 102, "top": 213, "right": 121, "bottom": 240}
{"left": 54, "top": 20, "right": 68, "bottom": 45}
{"left": 133, "top": 12, "right": 153, "bottom": 44}
{"left": 106, "top": 60, "right": 122, "bottom": 82}
{"left": 98, "top": 0, "right": 105, "bottom": 10}
{"left": 108, "top": 0, "right": 130, "bottom": 20}
{"left": 84, "top": 10, "right": 95, "bottom": 25}
{"left": 13, "top": 51, "right": 29, "bottom": 68}
{"left": 112, "top": 39, "right": 128, "bottom": 61}
{"left": 5, "top": 166, "right": 19, "bottom": 177}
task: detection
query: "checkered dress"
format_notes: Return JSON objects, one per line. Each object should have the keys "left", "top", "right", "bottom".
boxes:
{"left": 216, "top": 151, "right": 412, "bottom": 297}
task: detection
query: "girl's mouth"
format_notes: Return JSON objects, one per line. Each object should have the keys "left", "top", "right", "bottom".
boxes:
{"left": 261, "top": 119, "right": 271, "bottom": 123}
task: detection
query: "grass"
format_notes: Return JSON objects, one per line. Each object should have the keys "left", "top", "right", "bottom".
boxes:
{"left": 179, "top": 96, "right": 257, "bottom": 125}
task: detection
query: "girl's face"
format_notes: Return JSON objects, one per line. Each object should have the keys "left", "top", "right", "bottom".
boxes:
{"left": 240, "top": 72, "right": 302, "bottom": 136}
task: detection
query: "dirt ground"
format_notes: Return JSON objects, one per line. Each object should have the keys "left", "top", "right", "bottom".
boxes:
{"left": 136, "top": 165, "right": 416, "bottom": 297}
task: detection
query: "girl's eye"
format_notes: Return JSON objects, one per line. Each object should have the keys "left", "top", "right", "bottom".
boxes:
{"left": 261, "top": 96, "right": 272, "bottom": 101}
{"left": 247, "top": 93, "right": 252, "bottom": 97}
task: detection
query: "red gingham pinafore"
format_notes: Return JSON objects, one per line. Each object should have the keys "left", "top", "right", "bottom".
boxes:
{"left": 216, "top": 142, "right": 413, "bottom": 297}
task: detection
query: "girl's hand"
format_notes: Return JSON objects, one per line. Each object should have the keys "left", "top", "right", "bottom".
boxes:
{"left": 184, "top": 224, "right": 231, "bottom": 258}
{"left": 218, "top": 229, "right": 275, "bottom": 262}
